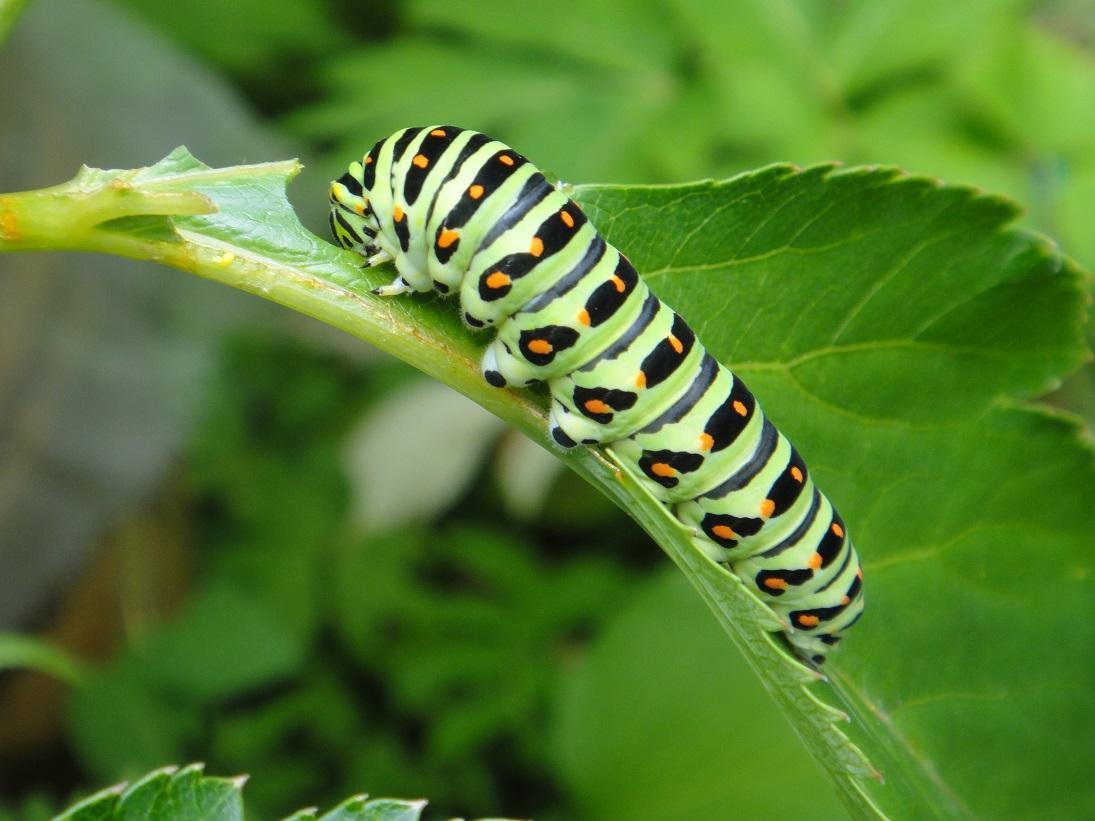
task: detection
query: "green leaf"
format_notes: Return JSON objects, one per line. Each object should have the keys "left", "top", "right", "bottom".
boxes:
{"left": 310, "top": 795, "right": 426, "bottom": 821}
{"left": 571, "top": 168, "right": 1092, "bottom": 818}
{"left": 132, "top": 584, "right": 305, "bottom": 700}
{"left": 0, "top": 633, "right": 85, "bottom": 684}
{"left": 67, "top": 658, "right": 205, "bottom": 781}
{"left": 2, "top": 150, "right": 1090, "bottom": 819}
{"left": 406, "top": 0, "right": 676, "bottom": 72}
{"left": 113, "top": 0, "right": 349, "bottom": 77}
{"left": 956, "top": 17, "right": 1095, "bottom": 157}
{"left": 819, "top": 0, "right": 1007, "bottom": 94}
{"left": 290, "top": 38, "right": 670, "bottom": 186}
{"left": 55, "top": 765, "right": 515, "bottom": 821}
{"left": 56, "top": 764, "right": 244, "bottom": 821}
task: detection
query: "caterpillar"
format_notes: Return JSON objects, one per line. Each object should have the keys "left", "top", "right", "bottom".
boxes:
{"left": 327, "top": 126, "right": 864, "bottom": 664}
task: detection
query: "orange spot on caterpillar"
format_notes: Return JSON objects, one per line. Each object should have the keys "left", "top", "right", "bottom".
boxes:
{"left": 841, "top": 595, "right": 851, "bottom": 606}
{"left": 560, "top": 210, "right": 575, "bottom": 228}
{"left": 437, "top": 229, "right": 459, "bottom": 249}
{"left": 635, "top": 371, "right": 647, "bottom": 388}
{"left": 759, "top": 499, "right": 775, "bottom": 518}
{"left": 499, "top": 154, "right": 515, "bottom": 166}
{"left": 468, "top": 184, "right": 485, "bottom": 199}
{"left": 584, "top": 399, "right": 612, "bottom": 415}
{"left": 610, "top": 275, "right": 626, "bottom": 293}
{"left": 856, "top": 567, "right": 863, "bottom": 580}
{"left": 529, "top": 237, "right": 544, "bottom": 257}
{"left": 791, "top": 466, "right": 804, "bottom": 483}
{"left": 797, "top": 614, "right": 820, "bottom": 627}
{"left": 831, "top": 522, "right": 845, "bottom": 538}
{"left": 668, "top": 334, "right": 683, "bottom": 354}
{"left": 733, "top": 400, "right": 748, "bottom": 416}
{"left": 412, "top": 154, "right": 429, "bottom": 169}
{"left": 764, "top": 578, "right": 789, "bottom": 590}
{"left": 808, "top": 553, "right": 822, "bottom": 570}
{"left": 393, "top": 205, "right": 404, "bottom": 222}
{"left": 650, "top": 462, "right": 676, "bottom": 478}
{"left": 711, "top": 524, "right": 736, "bottom": 541}
{"left": 698, "top": 433, "right": 714, "bottom": 451}
{"left": 577, "top": 309, "right": 591, "bottom": 326}
{"left": 527, "top": 339, "right": 553, "bottom": 355}
{"left": 485, "top": 271, "right": 511, "bottom": 289}
{"left": 430, "top": 128, "right": 447, "bottom": 137}
{"left": 354, "top": 202, "right": 366, "bottom": 215}
{"left": 364, "top": 155, "right": 373, "bottom": 164}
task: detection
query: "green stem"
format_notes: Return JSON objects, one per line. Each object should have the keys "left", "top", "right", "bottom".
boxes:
{"left": 0, "top": 633, "right": 86, "bottom": 685}
{"left": 0, "top": 0, "right": 31, "bottom": 45}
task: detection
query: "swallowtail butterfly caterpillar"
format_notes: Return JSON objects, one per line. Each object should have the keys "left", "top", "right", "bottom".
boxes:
{"left": 328, "top": 126, "right": 864, "bottom": 664}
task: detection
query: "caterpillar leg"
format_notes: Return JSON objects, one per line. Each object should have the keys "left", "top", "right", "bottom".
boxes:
{"left": 371, "top": 275, "right": 412, "bottom": 297}
{"left": 548, "top": 401, "right": 581, "bottom": 448}
{"left": 481, "top": 344, "right": 508, "bottom": 388}
{"left": 372, "top": 248, "right": 433, "bottom": 296}
{"left": 367, "top": 250, "right": 393, "bottom": 267}
{"left": 549, "top": 398, "right": 613, "bottom": 447}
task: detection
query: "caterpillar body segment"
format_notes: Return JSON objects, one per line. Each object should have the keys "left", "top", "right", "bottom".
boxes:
{"left": 328, "top": 126, "right": 864, "bottom": 664}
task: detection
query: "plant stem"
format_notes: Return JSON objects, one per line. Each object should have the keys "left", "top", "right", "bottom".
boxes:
{"left": 0, "top": 0, "right": 31, "bottom": 45}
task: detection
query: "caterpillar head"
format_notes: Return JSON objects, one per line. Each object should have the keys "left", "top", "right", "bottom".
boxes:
{"left": 328, "top": 167, "right": 380, "bottom": 257}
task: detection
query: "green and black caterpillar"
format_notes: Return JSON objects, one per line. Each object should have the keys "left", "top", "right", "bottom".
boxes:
{"left": 328, "top": 126, "right": 864, "bottom": 664}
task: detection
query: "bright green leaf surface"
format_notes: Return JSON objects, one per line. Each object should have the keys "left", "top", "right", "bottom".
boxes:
{"left": 572, "top": 169, "right": 1093, "bottom": 819}
{"left": 2, "top": 151, "right": 1090, "bottom": 819}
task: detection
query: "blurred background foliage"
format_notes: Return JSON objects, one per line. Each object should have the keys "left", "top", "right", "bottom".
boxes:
{"left": 0, "top": 0, "right": 1091, "bottom": 818}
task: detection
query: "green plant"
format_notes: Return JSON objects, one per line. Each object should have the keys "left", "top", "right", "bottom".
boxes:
{"left": 52, "top": 763, "right": 509, "bottom": 821}
{"left": 1, "top": 138, "right": 1090, "bottom": 819}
